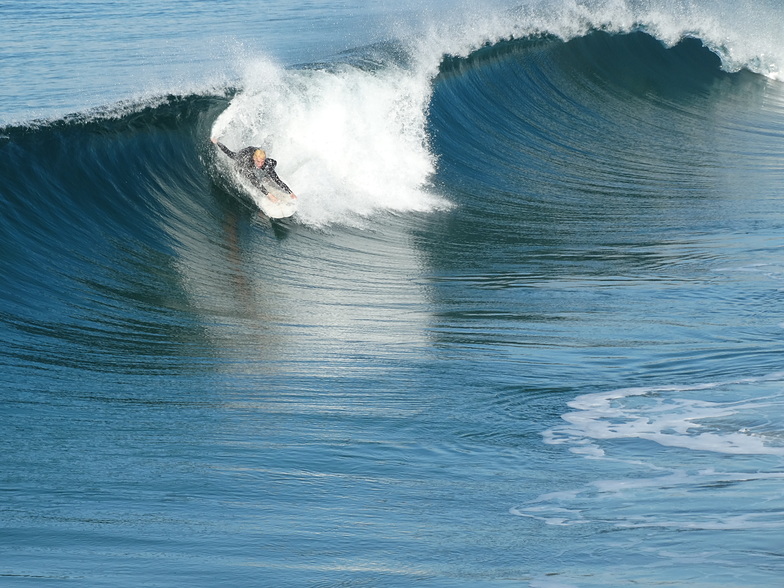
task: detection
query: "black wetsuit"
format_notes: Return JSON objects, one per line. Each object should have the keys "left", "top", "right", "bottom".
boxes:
{"left": 214, "top": 142, "right": 292, "bottom": 196}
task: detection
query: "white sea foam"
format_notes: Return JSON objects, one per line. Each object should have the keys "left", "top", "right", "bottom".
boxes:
{"left": 511, "top": 467, "right": 784, "bottom": 529}
{"left": 515, "top": 375, "right": 784, "bottom": 529}
{"left": 545, "top": 373, "right": 784, "bottom": 456}
{"left": 211, "top": 56, "right": 448, "bottom": 226}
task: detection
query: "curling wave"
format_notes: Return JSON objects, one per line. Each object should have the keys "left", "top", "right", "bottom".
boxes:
{"left": 1, "top": 18, "right": 782, "bottom": 371}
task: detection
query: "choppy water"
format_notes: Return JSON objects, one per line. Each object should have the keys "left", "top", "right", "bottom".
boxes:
{"left": 2, "top": 1, "right": 784, "bottom": 586}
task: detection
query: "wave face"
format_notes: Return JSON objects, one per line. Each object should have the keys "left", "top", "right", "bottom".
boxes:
{"left": 3, "top": 4, "right": 784, "bottom": 586}
{"left": 430, "top": 29, "right": 779, "bottom": 209}
{"left": 0, "top": 96, "right": 230, "bottom": 373}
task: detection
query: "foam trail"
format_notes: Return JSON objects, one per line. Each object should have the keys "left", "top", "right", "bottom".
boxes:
{"left": 512, "top": 372, "right": 784, "bottom": 531}
{"left": 545, "top": 372, "right": 784, "bottom": 456}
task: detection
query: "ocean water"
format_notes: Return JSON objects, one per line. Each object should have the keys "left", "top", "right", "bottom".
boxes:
{"left": 2, "top": 0, "right": 784, "bottom": 586}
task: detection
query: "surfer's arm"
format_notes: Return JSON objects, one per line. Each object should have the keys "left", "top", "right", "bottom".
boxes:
{"left": 212, "top": 139, "right": 237, "bottom": 160}
{"left": 265, "top": 162, "right": 293, "bottom": 194}
{"left": 252, "top": 177, "right": 278, "bottom": 201}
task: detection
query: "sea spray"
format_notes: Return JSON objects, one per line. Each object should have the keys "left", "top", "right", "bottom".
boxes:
{"left": 211, "top": 54, "right": 447, "bottom": 226}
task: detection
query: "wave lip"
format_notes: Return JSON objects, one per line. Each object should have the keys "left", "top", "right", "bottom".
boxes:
{"left": 413, "top": 0, "right": 784, "bottom": 81}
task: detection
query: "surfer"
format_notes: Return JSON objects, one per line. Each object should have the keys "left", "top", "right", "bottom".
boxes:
{"left": 211, "top": 138, "right": 297, "bottom": 202}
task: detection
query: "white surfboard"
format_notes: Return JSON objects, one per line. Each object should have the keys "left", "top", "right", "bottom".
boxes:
{"left": 251, "top": 179, "right": 298, "bottom": 219}
{"left": 235, "top": 175, "right": 298, "bottom": 219}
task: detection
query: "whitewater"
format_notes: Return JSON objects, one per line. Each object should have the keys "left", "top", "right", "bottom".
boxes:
{"left": 2, "top": 1, "right": 784, "bottom": 586}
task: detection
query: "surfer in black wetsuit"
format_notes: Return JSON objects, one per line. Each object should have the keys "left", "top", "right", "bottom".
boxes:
{"left": 211, "top": 138, "right": 297, "bottom": 202}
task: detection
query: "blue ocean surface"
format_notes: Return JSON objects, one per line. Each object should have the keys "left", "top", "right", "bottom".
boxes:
{"left": 2, "top": 1, "right": 784, "bottom": 586}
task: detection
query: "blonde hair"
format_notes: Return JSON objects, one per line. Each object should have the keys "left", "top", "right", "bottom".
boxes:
{"left": 253, "top": 149, "right": 266, "bottom": 159}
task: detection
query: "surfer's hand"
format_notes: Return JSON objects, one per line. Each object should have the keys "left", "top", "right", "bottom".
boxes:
{"left": 268, "top": 194, "right": 279, "bottom": 203}
{"left": 290, "top": 193, "right": 298, "bottom": 200}
{"left": 210, "top": 137, "right": 218, "bottom": 144}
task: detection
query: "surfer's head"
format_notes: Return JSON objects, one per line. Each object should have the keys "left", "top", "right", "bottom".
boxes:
{"left": 253, "top": 149, "right": 266, "bottom": 168}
